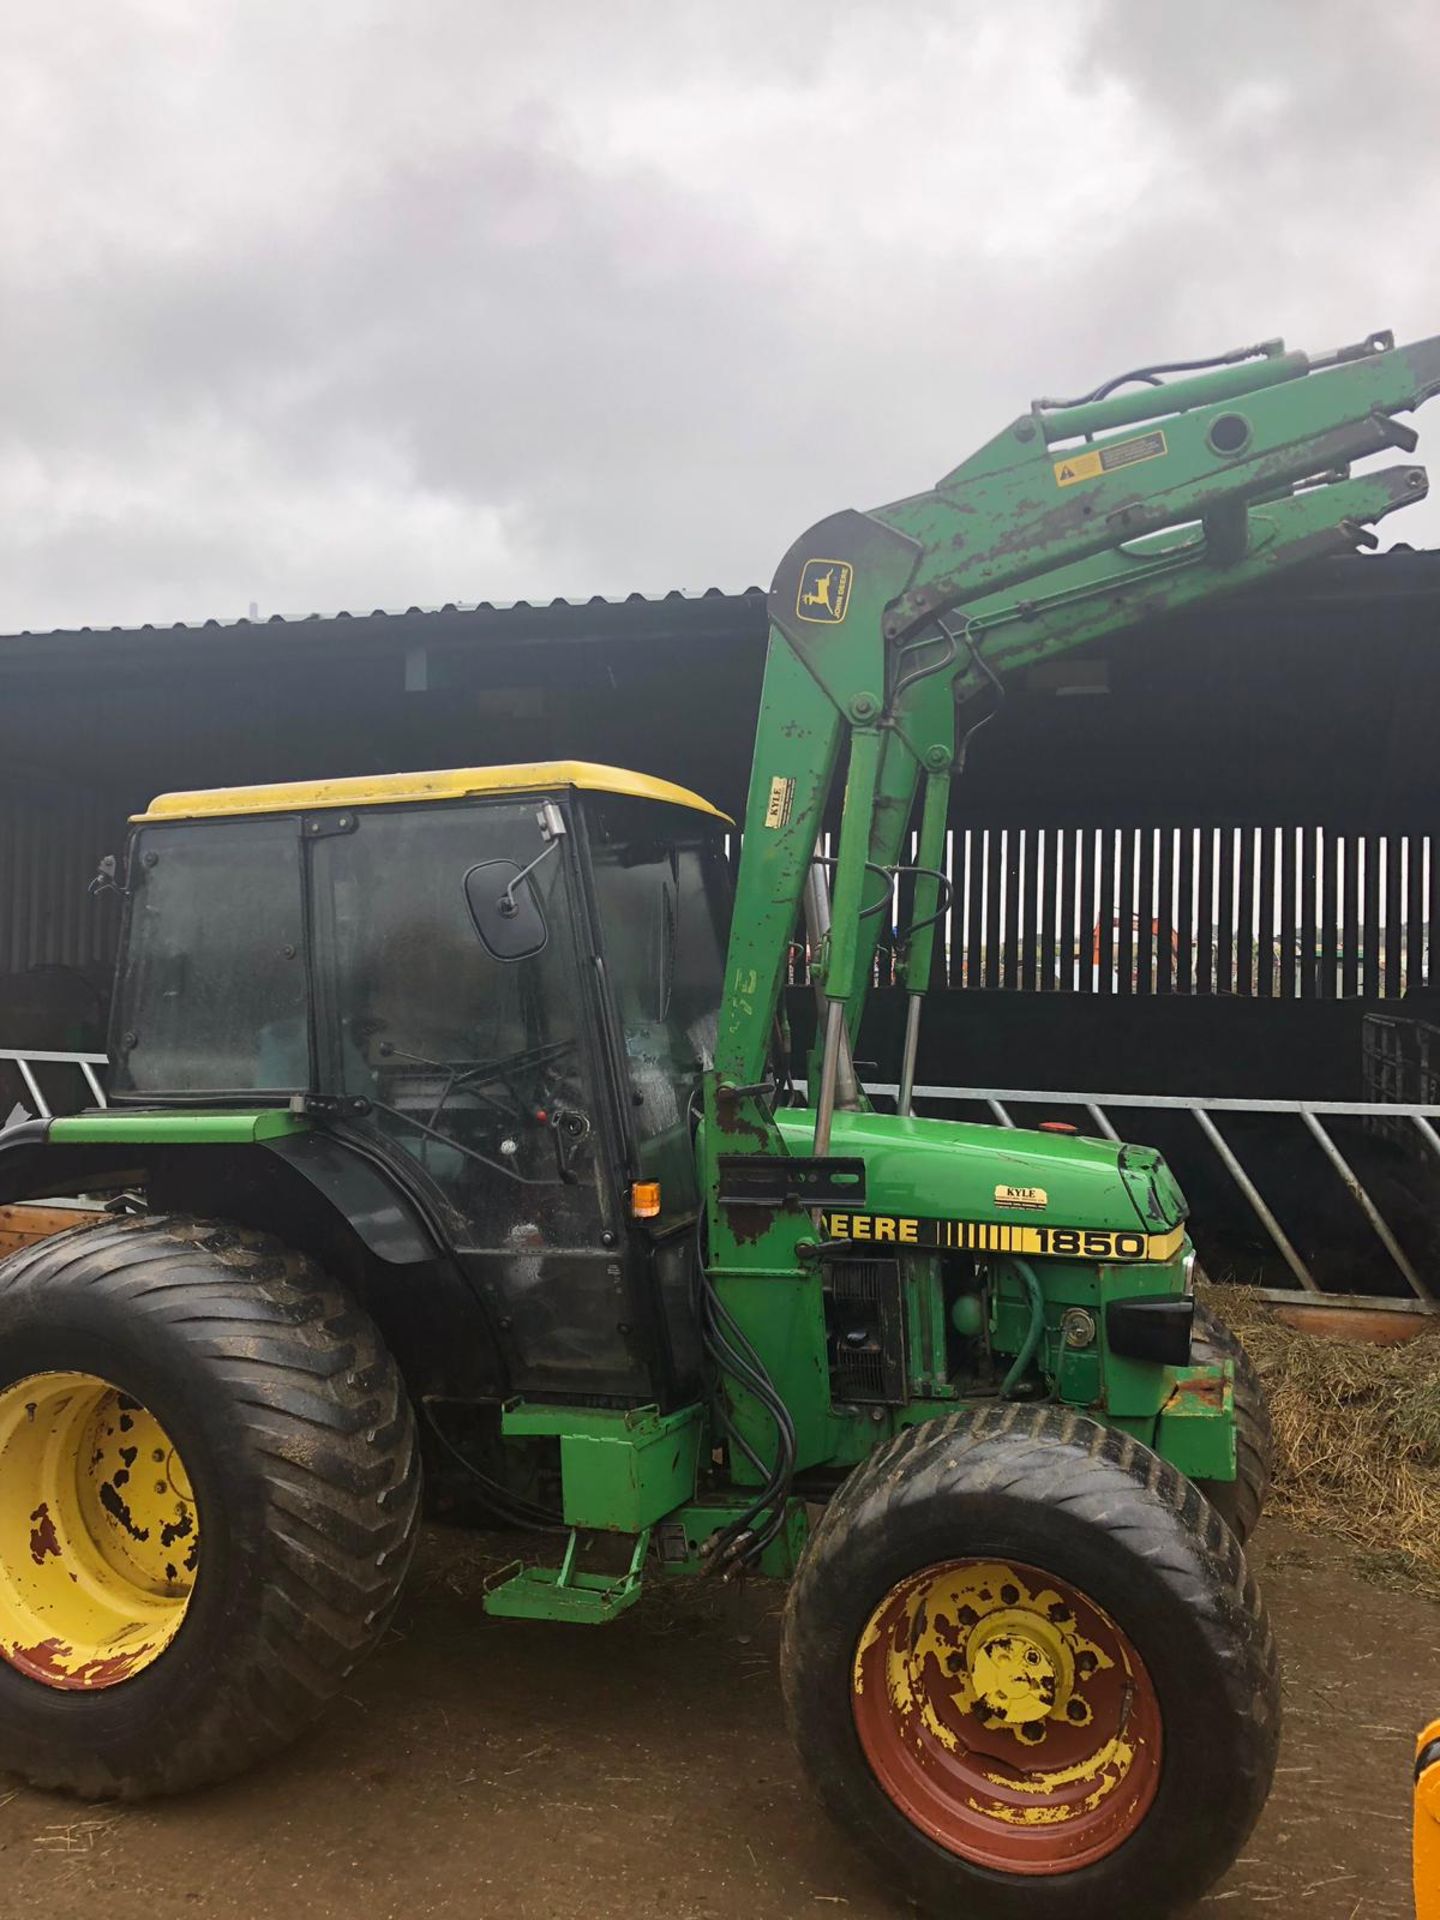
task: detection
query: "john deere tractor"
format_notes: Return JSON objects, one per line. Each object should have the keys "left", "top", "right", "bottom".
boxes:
{"left": 2, "top": 329, "right": 1437, "bottom": 1919}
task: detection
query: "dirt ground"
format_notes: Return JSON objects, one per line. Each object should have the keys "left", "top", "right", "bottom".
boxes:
{"left": 0, "top": 1518, "right": 1430, "bottom": 1920}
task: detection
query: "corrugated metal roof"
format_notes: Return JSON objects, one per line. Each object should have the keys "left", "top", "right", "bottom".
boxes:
{"left": 0, "top": 586, "right": 766, "bottom": 644}
{"left": 2, "top": 547, "right": 1438, "bottom": 653}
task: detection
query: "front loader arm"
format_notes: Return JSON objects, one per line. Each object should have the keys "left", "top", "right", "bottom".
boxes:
{"left": 848, "top": 460, "right": 1430, "bottom": 1066}
{"left": 708, "top": 328, "right": 1440, "bottom": 1206}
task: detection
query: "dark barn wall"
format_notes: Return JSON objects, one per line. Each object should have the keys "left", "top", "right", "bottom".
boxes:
{"left": 0, "top": 769, "right": 129, "bottom": 1049}
{"left": 843, "top": 991, "right": 1384, "bottom": 1104}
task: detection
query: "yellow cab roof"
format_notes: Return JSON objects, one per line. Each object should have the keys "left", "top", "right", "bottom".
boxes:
{"left": 136, "top": 760, "right": 730, "bottom": 824}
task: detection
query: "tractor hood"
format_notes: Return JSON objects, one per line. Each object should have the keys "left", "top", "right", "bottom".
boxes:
{"left": 770, "top": 1108, "right": 1187, "bottom": 1237}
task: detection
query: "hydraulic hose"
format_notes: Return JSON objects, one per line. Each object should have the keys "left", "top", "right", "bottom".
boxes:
{"left": 1000, "top": 1258, "right": 1047, "bottom": 1399}
{"left": 693, "top": 1213, "right": 797, "bottom": 1571}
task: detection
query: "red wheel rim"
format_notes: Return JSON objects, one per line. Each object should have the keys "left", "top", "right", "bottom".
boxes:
{"left": 851, "top": 1558, "right": 1162, "bottom": 1876}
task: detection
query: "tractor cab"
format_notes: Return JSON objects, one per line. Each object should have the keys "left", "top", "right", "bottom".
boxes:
{"left": 109, "top": 761, "right": 733, "bottom": 1401}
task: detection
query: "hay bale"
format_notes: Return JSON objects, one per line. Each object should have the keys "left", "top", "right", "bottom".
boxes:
{"left": 1202, "top": 1285, "right": 1440, "bottom": 1600}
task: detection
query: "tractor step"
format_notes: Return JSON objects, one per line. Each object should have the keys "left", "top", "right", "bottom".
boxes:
{"left": 481, "top": 1528, "right": 649, "bottom": 1625}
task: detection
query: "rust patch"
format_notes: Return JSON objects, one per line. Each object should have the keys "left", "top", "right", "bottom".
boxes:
{"left": 28, "top": 1503, "right": 61, "bottom": 1564}
{"left": 9, "top": 1634, "right": 157, "bottom": 1690}
{"left": 715, "top": 1113, "right": 770, "bottom": 1150}
{"left": 1165, "top": 1371, "right": 1224, "bottom": 1412}
{"left": 98, "top": 1480, "right": 150, "bottom": 1542}
{"left": 160, "top": 1507, "right": 194, "bottom": 1550}
{"left": 719, "top": 1200, "right": 779, "bottom": 1246}
{"left": 1267, "top": 1301, "right": 1432, "bottom": 1347}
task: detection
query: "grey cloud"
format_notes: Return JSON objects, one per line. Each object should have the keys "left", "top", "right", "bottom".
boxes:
{"left": 2, "top": 0, "right": 1438, "bottom": 633}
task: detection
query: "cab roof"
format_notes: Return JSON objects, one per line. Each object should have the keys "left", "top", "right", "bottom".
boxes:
{"left": 136, "top": 760, "right": 730, "bottom": 824}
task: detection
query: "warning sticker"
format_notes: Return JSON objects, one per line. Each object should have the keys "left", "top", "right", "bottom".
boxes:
{"left": 1053, "top": 428, "right": 1168, "bottom": 488}
{"left": 764, "top": 775, "right": 795, "bottom": 830}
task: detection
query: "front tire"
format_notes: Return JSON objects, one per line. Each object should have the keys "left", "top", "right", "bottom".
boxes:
{"left": 0, "top": 1214, "right": 419, "bottom": 1797}
{"left": 781, "top": 1406, "right": 1279, "bottom": 1920}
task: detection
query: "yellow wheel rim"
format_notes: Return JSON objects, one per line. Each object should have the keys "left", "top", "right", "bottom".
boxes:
{"left": 0, "top": 1371, "right": 200, "bottom": 1689}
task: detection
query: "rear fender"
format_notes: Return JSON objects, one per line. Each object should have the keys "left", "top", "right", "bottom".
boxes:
{"left": 0, "top": 1124, "right": 505, "bottom": 1405}
{"left": 0, "top": 1120, "right": 150, "bottom": 1205}
{"left": 0, "top": 1120, "right": 437, "bottom": 1266}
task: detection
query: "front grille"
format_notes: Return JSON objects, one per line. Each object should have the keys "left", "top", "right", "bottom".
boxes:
{"left": 826, "top": 1258, "right": 907, "bottom": 1405}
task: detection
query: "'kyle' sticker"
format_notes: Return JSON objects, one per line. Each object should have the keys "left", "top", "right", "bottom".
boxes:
{"left": 764, "top": 776, "right": 795, "bottom": 830}
{"left": 795, "top": 557, "right": 853, "bottom": 623}
{"left": 1054, "top": 428, "right": 1167, "bottom": 488}
{"left": 995, "top": 1184, "right": 1047, "bottom": 1211}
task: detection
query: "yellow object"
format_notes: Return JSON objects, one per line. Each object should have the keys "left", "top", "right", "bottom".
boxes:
{"left": 136, "top": 759, "right": 730, "bottom": 824}
{"left": 856, "top": 1561, "right": 1120, "bottom": 1748}
{"left": 1418, "top": 1720, "right": 1440, "bottom": 1919}
{"left": 0, "top": 1371, "right": 199, "bottom": 1688}
{"left": 630, "top": 1181, "right": 663, "bottom": 1220}
{"left": 817, "top": 1212, "right": 1187, "bottom": 1264}
{"left": 795, "top": 558, "right": 854, "bottom": 624}
{"left": 1052, "top": 428, "right": 1168, "bottom": 489}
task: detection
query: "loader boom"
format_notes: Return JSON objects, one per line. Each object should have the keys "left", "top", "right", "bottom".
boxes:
{"left": 706, "top": 329, "right": 1440, "bottom": 1222}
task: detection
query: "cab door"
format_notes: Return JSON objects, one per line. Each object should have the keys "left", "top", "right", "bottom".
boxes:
{"left": 306, "top": 796, "right": 666, "bottom": 1401}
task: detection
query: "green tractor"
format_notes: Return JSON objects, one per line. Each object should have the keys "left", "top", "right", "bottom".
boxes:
{"left": 2, "top": 330, "right": 1437, "bottom": 1918}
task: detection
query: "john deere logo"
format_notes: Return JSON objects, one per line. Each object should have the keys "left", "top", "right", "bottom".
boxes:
{"left": 796, "top": 558, "right": 853, "bottom": 624}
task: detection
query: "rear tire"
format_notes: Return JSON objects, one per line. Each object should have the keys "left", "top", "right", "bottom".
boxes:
{"left": 1190, "top": 1300, "right": 1273, "bottom": 1545}
{"left": 0, "top": 1214, "right": 419, "bottom": 1798}
{"left": 781, "top": 1406, "right": 1279, "bottom": 1920}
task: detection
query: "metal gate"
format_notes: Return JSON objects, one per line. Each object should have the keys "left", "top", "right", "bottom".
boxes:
{"left": 889, "top": 1078, "right": 1440, "bottom": 1315}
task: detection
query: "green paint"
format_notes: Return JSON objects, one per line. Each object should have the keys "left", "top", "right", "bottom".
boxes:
{"left": 822, "top": 726, "right": 884, "bottom": 1004}
{"left": 501, "top": 1402, "right": 702, "bottom": 1533}
{"left": 950, "top": 1292, "right": 985, "bottom": 1338}
{"left": 482, "top": 1528, "right": 651, "bottom": 1625}
{"left": 711, "top": 636, "right": 842, "bottom": 1098}
{"left": 898, "top": 769, "right": 951, "bottom": 996}
{"left": 880, "top": 339, "right": 1437, "bottom": 626}
{"left": 1155, "top": 1367, "right": 1238, "bottom": 1482}
{"left": 50, "top": 1109, "right": 307, "bottom": 1145}
{"left": 961, "top": 471, "right": 1421, "bottom": 682}
{"left": 903, "top": 1255, "right": 952, "bottom": 1398}
{"left": 772, "top": 1108, "right": 1181, "bottom": 1235}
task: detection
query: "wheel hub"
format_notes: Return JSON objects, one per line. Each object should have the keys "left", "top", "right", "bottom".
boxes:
{"left": 0, "top": 1371, "right": 200, "bottom": 1689}
{"left": 966, "top": 1608, "right": 1075, "bottom": 1728}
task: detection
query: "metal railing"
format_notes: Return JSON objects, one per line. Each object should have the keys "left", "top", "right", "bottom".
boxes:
{"left": 0, "top": 1048, "right": 109, "bottom": 1121}
{"left": 873, "top": 1080, "right": 1440, "bottom": 1314}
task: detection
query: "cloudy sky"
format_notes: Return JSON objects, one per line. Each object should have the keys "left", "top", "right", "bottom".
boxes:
{"left": 3, "top": 1, "right": 1439, "bottom": 633}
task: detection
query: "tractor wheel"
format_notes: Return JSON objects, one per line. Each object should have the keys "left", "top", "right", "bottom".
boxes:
{"left": 0, "top": 1214, "right": 419, "bottom": 1798}
{"left": 1190, "top": 1299, "right": 1274, "bottom": 1545}
{"left": 781, "top": 1405, "right": 1279, "bottom": 1920}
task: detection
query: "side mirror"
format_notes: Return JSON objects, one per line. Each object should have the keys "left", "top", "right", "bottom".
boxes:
{"left": 464, "top": 860, "right": 549, "bottom": 961}
{"left": 89, "top": 853, "right": 129, "bottom": 899}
